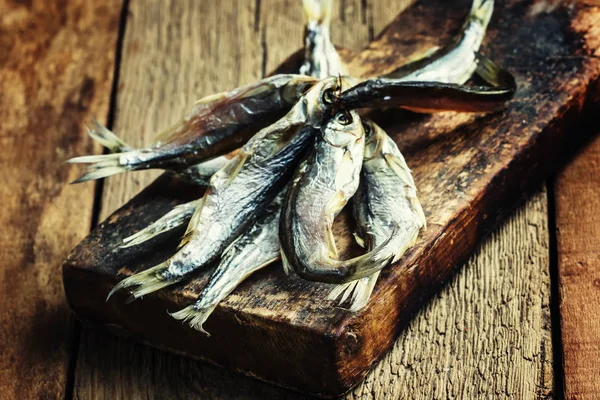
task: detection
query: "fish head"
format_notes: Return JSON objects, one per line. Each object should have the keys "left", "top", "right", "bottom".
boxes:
{"left": 321, "top": 109, "right": 364, "bottom": 149}
{"left": 298, "top": 76, "right": 357, "bottom": 125}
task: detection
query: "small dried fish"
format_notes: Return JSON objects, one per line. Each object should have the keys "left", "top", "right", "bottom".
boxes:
{"left": 336, "top": 76, "right": 515, "bottom": 113}
{"left": 281, "top": 108, "right": 371, "bottom": 284}
{"left": 68, "top": 74, "right": 317, "bottom": 183}
{"left": 328, "top": 0, "right": 495, "bottom": 310}
{"left": 299, "top": 0, "right": 346, "bottom": 79}
{"left": 336, "top": 0, "right": 516, "bottom": 114}
{"left": 80, "top": 119, "right": 236, "bottom": 187}
{"left": 384, "top": 0, "right": 494, "bottom": 83}
{"left": 107, "top": 77, "right": 340, "bottom": 300}
{"left": 328, "top": 120, "right": 426, "bottom": 310}
{"left": 170, "top": 189, "right": 285, "bottom": 335}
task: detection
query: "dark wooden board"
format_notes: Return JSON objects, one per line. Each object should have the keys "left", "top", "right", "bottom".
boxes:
{"left": 63, "top": 0, "right": 600, "bottom": 397}
{"left": 0, "top": 0, "right": 122, "bottom": 398}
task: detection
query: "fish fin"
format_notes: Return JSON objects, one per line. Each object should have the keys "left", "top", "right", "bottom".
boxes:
{"left": 475, "top": 53, "right": 516, "bottom": 93}
{"left": 152, "top": 118, "right": 187, "bottom": 144}
{"left": 348, "top": 274, "right": 379, "bottom": 311}
{"left": 383, "top": 153, "right": 416, "bottom": 188}
{"left": 328, "top": 273, "right": 378, "bottom": 311}
{"left": 225, "top": 152, "right": 248, "bottom": 185}
{"left": 67, "top": 149, "right": 152, "bottom": 182}
{"left": 181, "top": 195, "right": 207, "bottom": 243}
{"left": 121, "top": 200, "right": 200, "bottom": 248}
{"left": 328, "top": 281, "right": 351, "bottom": 301}
{"left": 87, "top": 119, "right": 132, "bottom": 152}
{"left": 391, "top": 227, "right": 420, "bottom": 264}
{"left": 192, "top": 91, "right": 228, "bottom": 107}
{"left": 170, "top": 304, "right": 215, "bottom": 336}
{"left": 66, "top": 153, "right": 121, "bottom": 164}
{"left": 106, "top": 261, "right": 175, "bottom": 301}
{"left": 280, "top": 249, "right": 293, "bottom": 275}
{"left": 70, "top": 165, "right": 128, "bottom": 184}
{"left": 325, "top": 224, "right": 339, "bottom": 259}
{"left": 353, "top": 232, "right": 366, "bottom": 248}
{"left": 468, "top": 0, "right": 494, "bottom": 28}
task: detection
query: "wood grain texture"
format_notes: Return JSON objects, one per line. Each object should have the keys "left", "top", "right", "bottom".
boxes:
{"left": 0, "top": 0, "right": 121, "bottom": 399}
{"left": 72, "top": 190, "right": 553, "bottom": 400}
{"left": 64, "top": 0, "right": 600, "bottom": 397}
{"left": 555, "top": 131, "right": 600, "bottom": 400}
{"left": 347, "top": 189, "right": 553, "bottom": 400}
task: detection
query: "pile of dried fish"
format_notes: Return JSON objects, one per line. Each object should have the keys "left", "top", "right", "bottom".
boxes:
{"left": 67, "top": 0, "right": 515, "bottom": 334}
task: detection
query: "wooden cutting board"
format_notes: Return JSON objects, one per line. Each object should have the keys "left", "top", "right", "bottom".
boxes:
{"left": 62, "top": 0, "right": 600, "bottom": 397}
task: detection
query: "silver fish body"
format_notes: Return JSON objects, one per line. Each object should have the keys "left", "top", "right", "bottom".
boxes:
{"left": 280, "top": 108, "right": 367, "bottom": 284}
{"left": 107, "top": 77, "right": 341, "bottom": 300}
{"left": 329, "top": 120, "right": 426, "bottom": 310}
{"left": 68, "top": 74, "right": 317, "bottom": 183}
{"left": 170, "top": 190, "right": 285, "bottom": 335}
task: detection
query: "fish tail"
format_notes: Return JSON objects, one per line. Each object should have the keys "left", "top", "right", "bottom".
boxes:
{"left": 121, "top": 200, "right": 200, "bottom": 248}
{"left": 170, "top": 303, "right": 215, "bottom": 336}
{"left": 106, "top": 261, "right": 178, "bottom": 301}
{"left": 87, "top": 119, "right": 132, "bottom": 153}
{"left": 67, "top": 149, "right": 154, "bottom": 183}
{"left": 326, "top": 224, "right": 422, "bottom": 285}
{"left": 303, "top": 0, "right": 333, "bottom": 25}
{"left": 469, "top": 0, "right": 494, "bottom": 29}
{"left": 328, "top": 279, "right": 358, "bottom": 303}
{"left": 329, "top": 272, "right": 380, "bottom": 312}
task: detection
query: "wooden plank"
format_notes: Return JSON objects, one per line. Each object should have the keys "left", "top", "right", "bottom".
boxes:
{"left": 0, "top": 0, "right": 122, "bottom": 398}
{"left": 347, "top": 189, "right": 553, "bottom": 400}
{"left": 64, "top": 0, "right": 600, "bottom": 396}
{"left": 72, "top": 190, "right": 553, "bottom": 400}
{"left": 555, "top": 131, "right": 600, "bottom": 399}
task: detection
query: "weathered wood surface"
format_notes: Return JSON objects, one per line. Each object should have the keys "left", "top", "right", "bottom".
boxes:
{"left": 62, "top": 0, "right": 600, "bottom": 397}
{"left": 73, "top": 190, "right": 554, "bottom": 400}
{"left": 0, "top": 0, "right": 121, "bottom": 398}
{"left": 556, "top": 130, "right": 600, "bottom": 400}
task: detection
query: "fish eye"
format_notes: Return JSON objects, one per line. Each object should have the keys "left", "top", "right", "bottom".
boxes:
{"left": 335, "top": 111, "right": 352, "bottom": 125}
{"left": 322, "top": 88, "right": 335, "bottom": 105}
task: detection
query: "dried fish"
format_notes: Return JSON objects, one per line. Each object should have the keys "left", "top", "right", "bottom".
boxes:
{"left": 107, "top": 77, "right": 340, "bottom": 300}
{"left": 336, "top": 2, "right": 516, "bottom": 113}
{"left": 68, "top": 74, "right": 317, "bottom": 182}
{"left": 328, "top": 0, "right": 497, "bottom": 310}
{"left": 280, "top": 108, "right": 370, "bottom": 284}
{"left": 335, "top": 77, "right": 515, "bottom": 113}
{"left": 170, "top": 189, "right": 285, "bottom": 335}
{"left": 329, "top": 120, "right": 426, "bottom": 310}
{"left": 299, "top": 0, "right": 346, "bottom": 79}
{"left": 384, "top": 0, "right": 494, "bottom": 83}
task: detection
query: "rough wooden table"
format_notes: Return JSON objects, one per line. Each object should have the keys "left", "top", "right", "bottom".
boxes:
{"left": 1, "top": 0, "right": 599, "bottom": 399}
